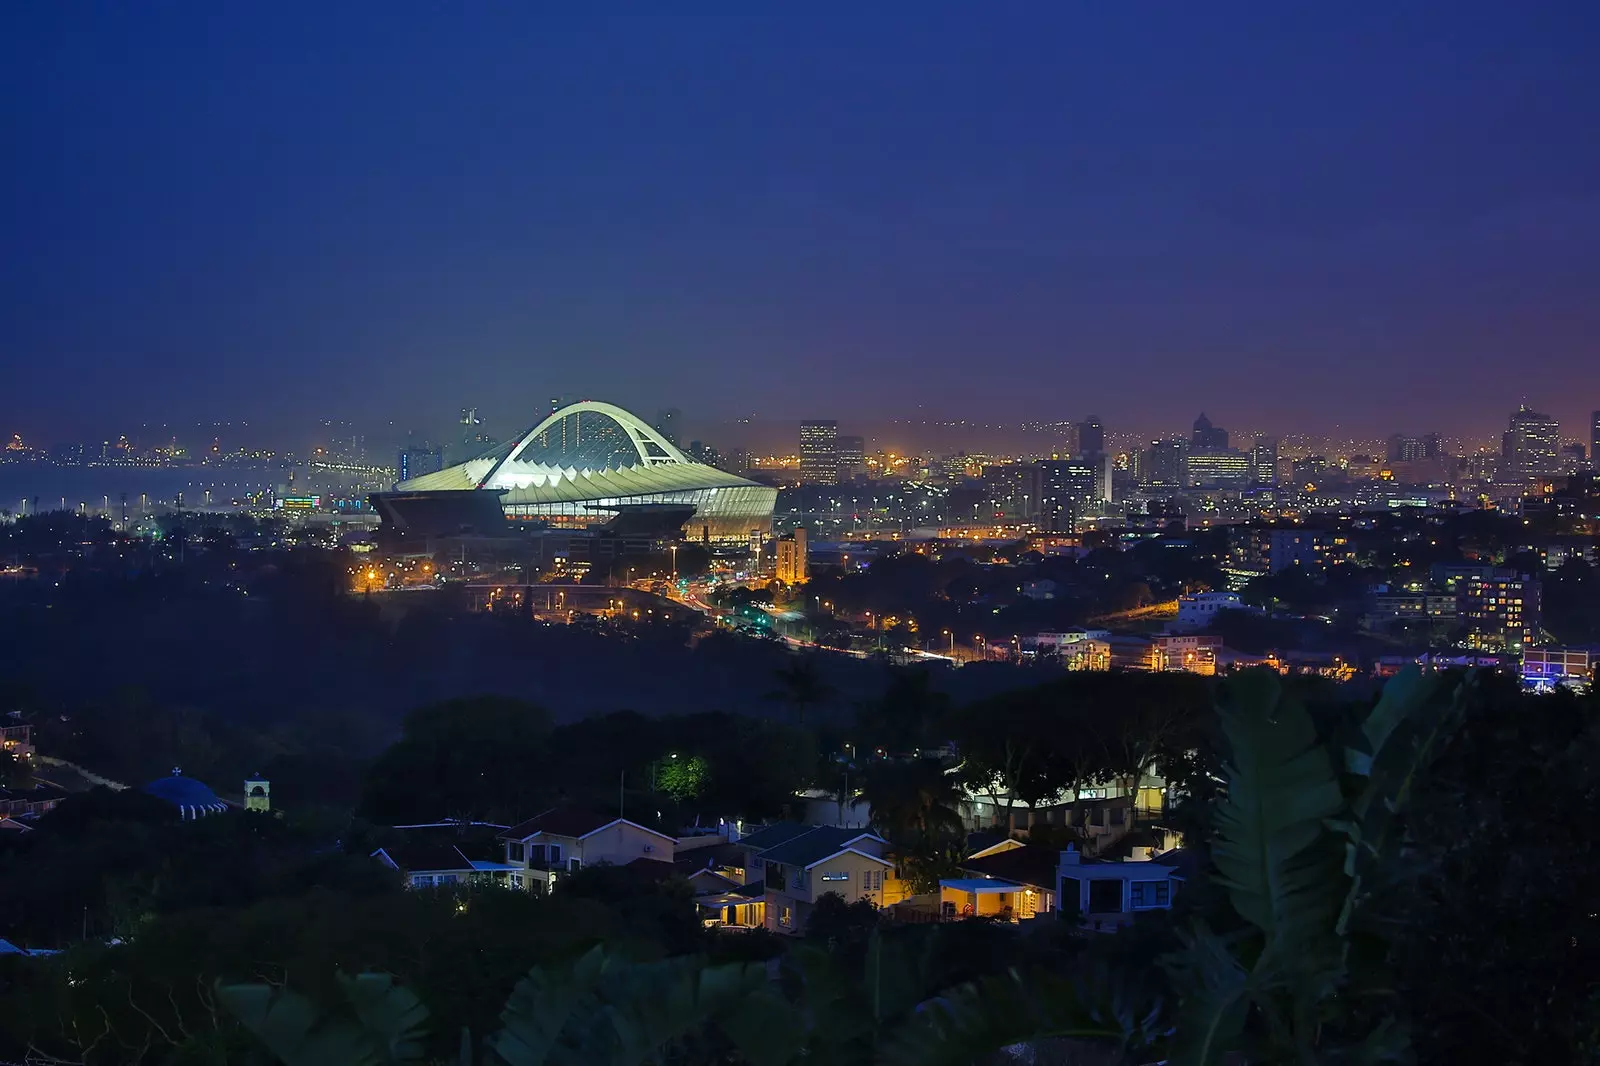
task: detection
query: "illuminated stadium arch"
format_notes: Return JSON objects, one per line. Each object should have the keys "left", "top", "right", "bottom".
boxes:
{"left": 486, "top": 400, "right": 692, "bottom": 482}
{"left": 394, "top": 401, "right": 776, "bottom": 543}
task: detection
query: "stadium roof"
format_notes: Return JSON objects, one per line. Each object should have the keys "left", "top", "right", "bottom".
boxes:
{"left": 397, "top": 400, "right": 768, "bottom": 501}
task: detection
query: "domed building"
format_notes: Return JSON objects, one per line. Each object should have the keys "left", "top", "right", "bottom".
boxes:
{"left": 143, "top": 768, "right": 230, "bottom": 820}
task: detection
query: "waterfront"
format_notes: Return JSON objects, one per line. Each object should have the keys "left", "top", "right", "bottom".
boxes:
{"left": 0, "top": 463, "right": 376, "bottom": 514}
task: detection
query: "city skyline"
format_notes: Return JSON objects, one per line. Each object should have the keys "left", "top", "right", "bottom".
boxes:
{"left": 3, "top": 402, "right": 1595, "bottom": 463}
{"left": 4, "top": 5, "right": 1599, "bottom": 440}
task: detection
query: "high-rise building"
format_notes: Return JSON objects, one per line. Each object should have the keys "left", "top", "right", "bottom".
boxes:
{"left": 1141, "top": 440, "right": 1189, "bottom": 490}
{"left": 1591, "top": 410, "right": 1599, "bottom": 469}
{"left": 1501, "top": 407, "right": 1561, "bottom": 482}
{"left": 397, "top": 445, "right": 443, "bottom": 484}
{"left": 1192, "top": 413, "right": 1229, "bottom": 451}
{"left": 688, "top": 440, "right": 725, "bottom": 468}
{"left": 836, "top": 435, "right": 866, "bottom": 479}
{"left": 1037, "top": 460, "right": 1099, "bottom": 532}
{"left": 1075, "top": 417, "right": 1105, "bottom": 460}
{"left": 1251, "top": 437, "right": 1279, "bottom": 485}
{"left": 655, "top": 408, "right": 682, "bottom": 447}
{"left": 1560, "top": 443, "right": 1588, "bottom": 474}
{"left": 1387, "top": 433, "right": 1442, "bottom": 463}
{"left": 1186, "top": 449, "right": 1253, "bottom": 488}
{"left": 984, "top": 463, "right": 1043, "bottom": 521}
{"left": 799, "top": 421, "right": 839, "bottom": 485}
{"left": 776, "top": 526, "right": 808, "bottom": 585}
{"left": 1458, "top": 570, "right": 1541, "bottom": 650}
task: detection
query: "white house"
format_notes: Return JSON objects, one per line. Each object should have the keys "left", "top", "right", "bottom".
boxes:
{"left": 497, "top": 809, "right": 677, "bottom": 894}
{"left": 1056, "top": 844, "right": 1191, "bottom": 931}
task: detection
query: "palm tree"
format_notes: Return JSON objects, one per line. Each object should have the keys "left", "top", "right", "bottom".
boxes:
{"left": 767, "top": 654, "right": 833, "bottom": 727}
{"left": 860, "top": 758, "right": 967, "bottom": 892}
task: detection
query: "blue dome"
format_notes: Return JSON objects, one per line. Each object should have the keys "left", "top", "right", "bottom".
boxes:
{"left": 143, "top": 773, "right": 229, "bottom": 818}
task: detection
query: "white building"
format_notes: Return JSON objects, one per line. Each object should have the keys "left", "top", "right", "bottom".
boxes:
{"left": 1175, "top": 590, "right": 1244, "bottom": 631}
{"left": 1057, "top": 844, "right": 1191, "bottom": 931}
{"left": 498, "top": 809, "right": 677, "bottom": 894}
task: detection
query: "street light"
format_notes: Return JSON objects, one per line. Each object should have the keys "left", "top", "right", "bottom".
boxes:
{"left": 942, "top": 628, "right": 953, "bottom": 654}
{"left": 670, "top": 544, "right": 678, "bottom": 582}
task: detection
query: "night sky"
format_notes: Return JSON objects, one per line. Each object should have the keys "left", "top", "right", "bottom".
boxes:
{"left": 3, "top": 3, "right": 1599, "bottom": 443}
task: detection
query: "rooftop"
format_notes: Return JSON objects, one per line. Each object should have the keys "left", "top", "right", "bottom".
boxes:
{"left": 735, "top": 820, "right": 818, "bottom": 851}
{"left": 758, "top": 826, "right": 887, "bottom": 868}
{"left": 500, "top": 808, "right": 620, "bottom": 841}
{"left": 961, "top": 843, "right": 1059, "bottom": 889}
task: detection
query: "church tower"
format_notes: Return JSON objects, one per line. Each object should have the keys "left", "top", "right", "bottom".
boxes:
{"left": 245, "top": 774, "right": 270, "bottom": 813}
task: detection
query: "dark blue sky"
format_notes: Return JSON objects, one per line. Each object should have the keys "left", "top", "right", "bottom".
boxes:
{"left": 4, "top": 3, "right": 1598, "bottom": 443}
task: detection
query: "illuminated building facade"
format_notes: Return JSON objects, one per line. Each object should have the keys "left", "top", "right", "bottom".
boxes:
{"left": 1230, "top": 526, "right": 1345, "bottom": 573}
{"left": 776, "top": 526, "right": 808, "bottom": 585}
{"left": 799, "top": 421, "right": 839, "bottom": 485}
{"left": 1185, "top": 449, "right": 1253, "bottom": 488}
{"left": 1251, "top": 437, "right": 1279, "bottom": 485}
{"left": 1459, "top": 571, "right": 1541, "bottom": 650}
{"left": 1037, "top": 460, "right": 1098, "bottom": 533}
{"left": 1502, "top": 407, "right": 1561, "bottom": 482}
{"left": 1387, "top": 433, "right": 1442, "bottom": 462}
{"left": 391, "top": 401, "right": 776, "bottom": 544}
{"left": 1140, "top": 440, "right": 1188, "bottom": 490}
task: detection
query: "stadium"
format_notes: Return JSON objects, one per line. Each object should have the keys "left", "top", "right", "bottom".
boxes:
{"left": 377, "top": 401, "right": 776, "bottom": 544}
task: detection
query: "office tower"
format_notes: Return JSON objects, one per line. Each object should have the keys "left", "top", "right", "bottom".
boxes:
{"left": 1192, "top": 413, "right": 1229, "bottom": 451}
{"left": 1141, "top": 439, "right": 1189, "bottom": 490}
{"left": 1592, "top": 410, "right": 1599, "bottom": 469}
{"left": 836, "top": 435, "right": 866, "bottom": 479}
{"left": 1559, "top": 443, "right": 1587, "bottom": 474}
{"left": 654, "top": 408, "right": 682, "bottom": 447}
{"left": 1251, "top": 437, "right": 1279, "bottom": 485}
{"left": 1387, "top": 433, "right": 1442, "bottom": 463}
{"left": 983, "top": 463, "right": 1043, "bottom": 521}
{"left": 799, "top": 420, "right": 839, "bottom": 485}
{"left": 1501, "top": 407, "right": 1561, "bottom": 481}
{"left": 1075, "top": 417, "right": 1105, "bottom": 460}
{"left": 688, "top": 440, "right": 725, "bottom": 468}
{"left": 397, "top": 445, "right": 444, "bottom": 483}
{"left": 1186, "top": 449, "right": 1253, "bottom": 488}
{"left": 1037, "top": 459, "right": 1098, "bottom": 532}
{"left": 726, "top": 448, "right": 752, "bottom": 476}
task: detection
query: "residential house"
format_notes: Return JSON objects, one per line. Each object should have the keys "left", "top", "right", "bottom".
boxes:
{"left": 1056, "top": 844, "right": 1193, "bottom": 931}
{"left": 756, "top": 826, "right": 898, "bottom": 934}
{"left": 373, "top": 836, "right": 522, "bottom": 889}
{"left": 939, "top": 840, "right": 1058, "bottom": 920}
{"left": 498, "top": 809, "right": 677, "bottom": 895}
{"left": 728, "top": 820, "right": 818, "bottom": 884}
{"left": 0, "top": 783, "right": 64, "bottom": 822}
{"left": 673, "top": 840, "right": 766, "bottom": 930}
{"left": 963, "top": 774, "right": 1169, "bottom": 849}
